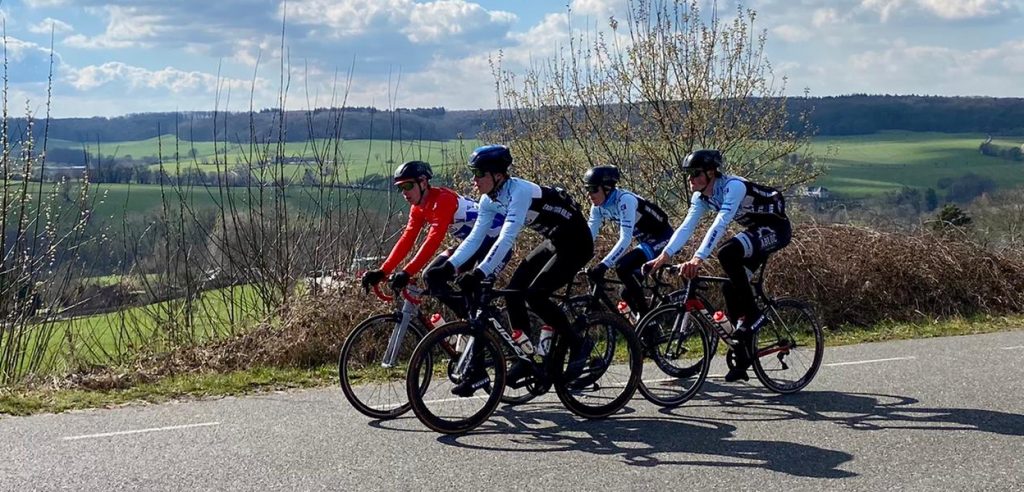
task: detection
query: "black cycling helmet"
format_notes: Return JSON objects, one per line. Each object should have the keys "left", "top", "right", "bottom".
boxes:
{"left": 468, "top": 144, "right": 513, "bottom": 174}
{"left": 393, "top": 160, "right": 433, "bottom": 183}
{"left": 583, "top": 165, "right": 620, "bottom": 187}
{"left": 680, "top": 149, "right": 724, "bottom": 171}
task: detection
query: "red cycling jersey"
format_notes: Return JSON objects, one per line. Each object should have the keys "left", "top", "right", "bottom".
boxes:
{"left": 380, "top": 187, "right": 460, "bottom": 276}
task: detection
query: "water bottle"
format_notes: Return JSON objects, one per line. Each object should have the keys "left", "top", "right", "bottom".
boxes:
{"left": 617, "top": 300, "right": 631, "bottom": 315}
{"left": 511, "top": 329, "right": 536, "bottom": 355}
{"left": 535, "top": 325, "right": 555, "bottom": 356}
{"left": 429, "top": 312, "right": 446, "bottom": 329}
{"left": 712, "top": 310, "right": 736, "bottom": 336}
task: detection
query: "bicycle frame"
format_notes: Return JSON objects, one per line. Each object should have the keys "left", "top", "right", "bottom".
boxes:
{"left": 371, "top": 284, "right": 426, "bottom": 367}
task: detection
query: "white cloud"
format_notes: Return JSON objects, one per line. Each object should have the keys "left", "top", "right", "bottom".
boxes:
{"left": 62, "top": 6, "right": 168, "bottom": 49}
{"left": 28, "top": 18, "right": 74, "bottom": 35}
{"left": 773, "top": 24, "right": 813, "bottom": 42}
{"left": 24, "top": 0, "right": 70, "bottom": 7}
{"left": 65, "top": 62, "right": 258, "bottom": 95}
{"left": 570, "top": 0, "right": 622, "bottom": 19}
{"left": 917, "top": 0, "right": 1018, "bottom": 20}
{"left": 404, "top": 1, "right": 516, "bottom": 43}
{"left": 812, "top": 8, "right": 841, "bottom": 27}
{"left": 860, "top": 0, "right": 1019, "bottom": 22}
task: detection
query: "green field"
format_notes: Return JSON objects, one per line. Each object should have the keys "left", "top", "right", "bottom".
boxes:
{"left": 43, "top": 132, "right": 1024, "bottom": 203}
{"left": 6, "top": 180, "right": 400, "bottom": 219}
{"left": 810, "top": 131, "right": 1024, "bottom": 198}
{"left": 50, "top": 136, "right": 484, "bottom": 181}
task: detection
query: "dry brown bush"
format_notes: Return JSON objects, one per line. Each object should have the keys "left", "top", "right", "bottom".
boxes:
{"left": 768, "top": 224, "right": 1024, "bottom": 328}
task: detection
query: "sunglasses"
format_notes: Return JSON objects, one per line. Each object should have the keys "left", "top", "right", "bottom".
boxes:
{"left": 471, "top": 169, "right": 488, "bottom": 179}
{"left": 685, "top": 168, "right": 705, "bottom": 178}
{"left": 396, "top": 181, "right": 416, "bottom": 191}
{"left": 586, "top": 185, "right": 601, "bottom": 194}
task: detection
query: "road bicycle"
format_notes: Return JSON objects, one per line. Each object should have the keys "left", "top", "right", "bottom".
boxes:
{"left": 635, "top": 260, "right": 824, "bottom": 407}
{"left": 338, "top": 283, "right": 535, "bottom": 420}
{"left": 404, "top": 278, "right": 642, "bottom": 434}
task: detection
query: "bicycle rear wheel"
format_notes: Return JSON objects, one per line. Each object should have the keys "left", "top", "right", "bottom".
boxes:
{"left": 406, "top": 321, "right": 506, "bottom": 434}
{"left": 552, "top": 311, "right": 641, "bottom": 419}
{"left": 750, "top": 298, "right": 824, "bottom": 394}
{"left": 635, "top": 304, "right": 711, "bottom": 407}
{"left": 339, "top": 313, "right": 426, "bottom": 419}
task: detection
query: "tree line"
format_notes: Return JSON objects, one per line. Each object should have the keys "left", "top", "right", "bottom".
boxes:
{"left": 10, "top": 96, "right": 1024, "bottom": 149}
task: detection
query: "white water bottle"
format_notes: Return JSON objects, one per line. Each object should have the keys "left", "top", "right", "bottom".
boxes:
{"left": 511, "top": 329, "right": 536, "bottom": 355}
{"left": 535, "top": 325, "right": 555, "bottom": 356}
{"left": 712, "top": 311, "right": 736, "bottom": 335}
{"left": 429, "top": 312, "right": 446, "bottom": 329}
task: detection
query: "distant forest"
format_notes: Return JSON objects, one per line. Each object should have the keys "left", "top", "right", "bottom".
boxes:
{"left": 16, "top": 95, "right": 1024, "bottom": 148}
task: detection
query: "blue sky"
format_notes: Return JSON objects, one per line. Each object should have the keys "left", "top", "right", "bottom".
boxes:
{"left": 3, "top": 0, "right": 1022, "bottom": 118}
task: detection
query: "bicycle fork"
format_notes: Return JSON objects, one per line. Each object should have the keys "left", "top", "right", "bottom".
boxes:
{"left": 381, "top": 299, "right": 418, "bottom": 368}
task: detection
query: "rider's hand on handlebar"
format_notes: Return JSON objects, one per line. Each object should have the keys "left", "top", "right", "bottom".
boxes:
{"left": 586, "top": 262, "right": 609, "bottom": 283}
{"left": 361, "top": 269, "right": 386, "bottom": 292}
{"left": 389, "top": 270, "right": 411, "bottom": 291}
{"left": 642, "top": 252, "right": 670, "bottom": 276}
{"left": 680, "top": 257, "right": 703, "bottom": 279}
{"left": 457, "top": 268, "right": 486, "bottom": 296}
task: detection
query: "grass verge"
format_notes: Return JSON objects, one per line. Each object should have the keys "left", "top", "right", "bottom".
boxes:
{"left": 1, "top": 314, "right": 1021, "bottom": 417}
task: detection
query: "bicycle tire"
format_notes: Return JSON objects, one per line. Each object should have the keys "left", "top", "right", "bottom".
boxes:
{"left": 406, "top": 321, "right": 507, "bottom": 434}
{"left": 339, "top": 313, "right": 427, "bottom": 419}
{"left": 750, "top": 298, "right": 824, "bottom": 394}
{"left": 634, "top": 303, "right": 712, "bottom": 407}
{"left": 551, "top": 311, "right": 641, "bottom": 419}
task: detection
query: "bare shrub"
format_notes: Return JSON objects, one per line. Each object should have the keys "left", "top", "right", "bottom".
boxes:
{"left": 769, "top": 224, "right": 1024, "bottom": 328}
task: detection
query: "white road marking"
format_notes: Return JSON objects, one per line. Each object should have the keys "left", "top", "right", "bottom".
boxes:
{"left": 1000, "top": 345, "right": 1023, "bottom": 350}
{"left": 825, "top": 356, "right": 916, "bottom": 367}
{"left": 62, "top": 422, "right": 221, "bottom": 441}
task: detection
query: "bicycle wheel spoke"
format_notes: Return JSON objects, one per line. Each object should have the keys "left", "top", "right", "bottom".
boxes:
{"left": 340, "top": 314, "right": 423, "bottom": 419}
{"left": 635, "top": 304, "right": 710, "bottom": 407}
{"left": 751, "top": 299, "right": 824, "bottom": 393}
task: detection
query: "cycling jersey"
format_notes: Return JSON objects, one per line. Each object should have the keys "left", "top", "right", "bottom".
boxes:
{"left": 381, "top": 187, "right": 503, "bottom": 276}
{"left": 588, "top": 188, "right": 673, "bottom": 267}
{"left": 449, "top": 177, "right": 584, "bottom": 276}
{"left": 663, "top": 174, "right": 787, "bottom": 260}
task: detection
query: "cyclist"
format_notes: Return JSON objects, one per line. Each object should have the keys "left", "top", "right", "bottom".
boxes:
{"left": 645, "top": 149, "right": 791, "bottom": 382}
{"left": 361, "top": 160, "right": 505, "bottom": 318}
{"left": 426, "top": 144, "right": 596, "bottom": 396}
{"left": 584, "top": 165, "right": 673, "bottom": 319}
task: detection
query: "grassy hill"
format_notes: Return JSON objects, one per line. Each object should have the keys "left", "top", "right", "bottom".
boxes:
{"left": 44, "top": 132, "right": 1024, "bottom": 202}
{"left": 810, "top": 131, "right": 1024, "bottom": 198}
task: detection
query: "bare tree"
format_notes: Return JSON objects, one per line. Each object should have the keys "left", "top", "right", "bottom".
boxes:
{"left": 488, "top": 0, "right": 819, "bottom": 212}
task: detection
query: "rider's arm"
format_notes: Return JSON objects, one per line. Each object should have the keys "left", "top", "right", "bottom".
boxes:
{"left": 599, "top": 193, "right": 638, "bottom": 267}
{"left": 380, "top": 205, "right": 425, "bottom": 274}
{"left": 661, "top": 192, "right": 707, "bottom": 258}
{"left": 473, "top": 182, "right": 532, "bottom": 276}
{"left": 448, "top": 196, "right": 495, "bottom": 269}
{"left": 587, "top": 205, "right": 603, "bottom": 240}
{"left": 693, "top": 179, "right": 746, "bottom": 259}
{"left": 402, "top": 191, "right": 459, "bottom": 276}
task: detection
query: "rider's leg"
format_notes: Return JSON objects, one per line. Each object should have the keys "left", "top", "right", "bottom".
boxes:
{"left": 718, "top": 222, "right": 792, "bottom": 382}
{"left": 524, "top": 233, "right": 594, "bottom": 380}
{"left": 614, "top": 248, "right": 651, "bottom": 317}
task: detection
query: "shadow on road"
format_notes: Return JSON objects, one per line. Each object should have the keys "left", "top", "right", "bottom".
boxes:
{"left": 683, "top": 382, "right": 1024, "bottom": 436}
{"left": 434, "top": 403, "right": 856, "bottom": 479}
{"left": 364, "top": 380, "right": 1022, "bottom": 479}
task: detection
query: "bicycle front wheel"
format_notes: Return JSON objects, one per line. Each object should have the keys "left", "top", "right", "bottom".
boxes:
{"left": 406, "top": 321, "right": 506, "bottom": 434}
{"left": 635, "top": 304, "right": 711, "bottom": 407}
{"left": 339, "top": 313, "right": 427, "bottom": 419}
{"left": 552, "top": 311, "right": 641, "bottom": 419}
{"left": 750, "top": 298, "right": 824, "bottom": 394}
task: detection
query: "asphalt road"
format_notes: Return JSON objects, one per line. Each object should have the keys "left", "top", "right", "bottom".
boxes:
{"left": 2, "top": 331, "right": 1022, "bottom": 491}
